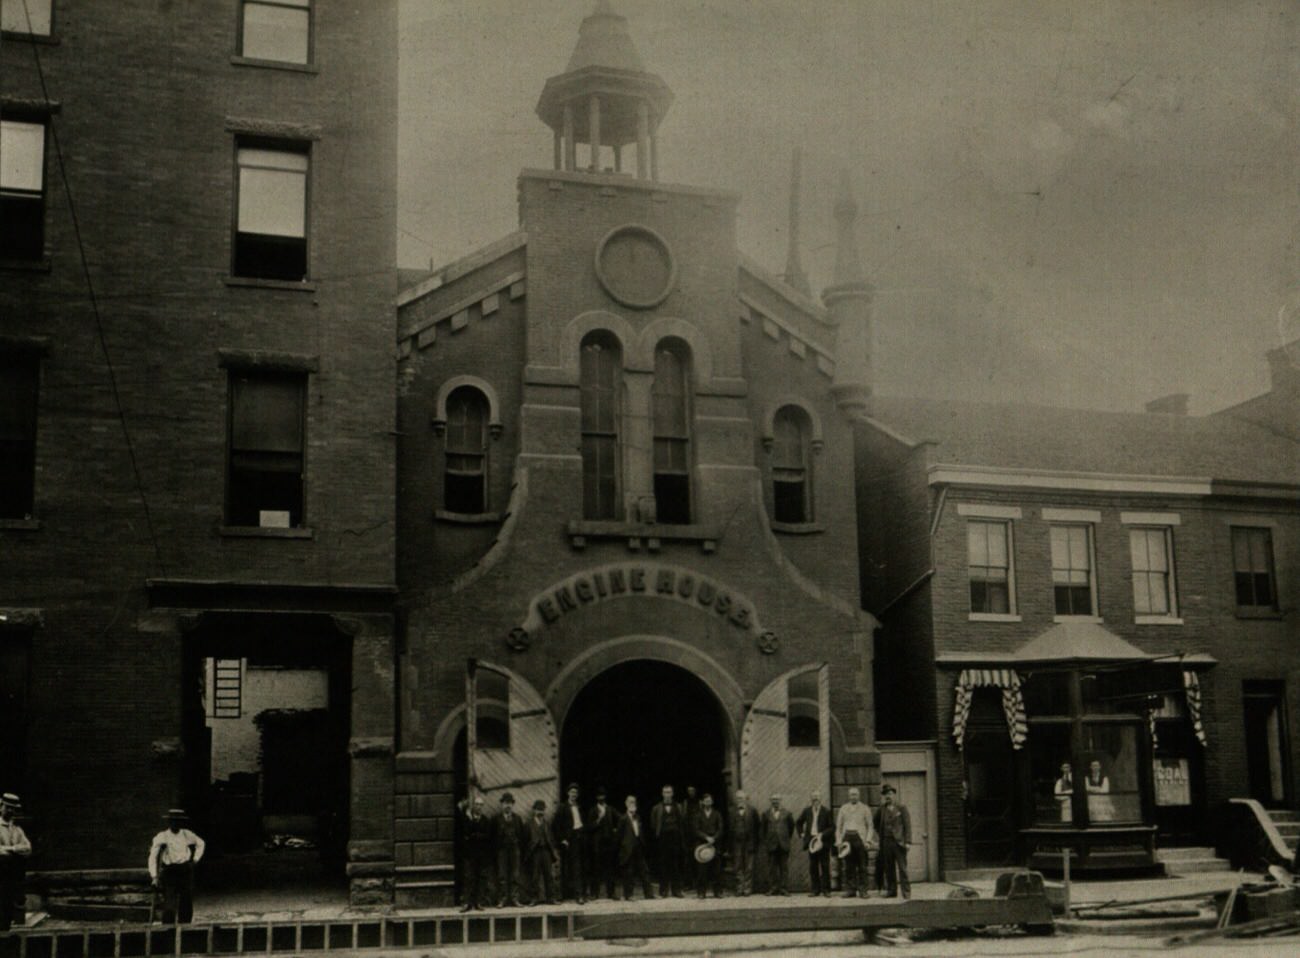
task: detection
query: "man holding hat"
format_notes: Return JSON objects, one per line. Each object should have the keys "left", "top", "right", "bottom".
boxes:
{"left": 834, "top": 787, "right": 875, "bottom": 898}
{"left": 586, "top": 787, "right": 619, "bottom": 900}
{"left": 616, "top": 794, "right": 654, "bottom": 901}
{"left": 797, "top": 790, "right": 834, "bottom": 896}
{"left": 552, "top": 783, "right": 587, "bottom": 903}
{"left": 524, "top": 799, "right": 558, "bottom": 905}
{"left": 0, "top": 794, "right": 31, "bottom": 931}
{"left": 691, "top": 793, "right": 724, "bottom": 898}
{"left": 873, "top": 784, "right": 912, "bottom": 898}
{"left": 495, "top": 793, "right": 526, "bottom": 907}
{"left": 148, "top": 809, "right": 205, "bottom": 924}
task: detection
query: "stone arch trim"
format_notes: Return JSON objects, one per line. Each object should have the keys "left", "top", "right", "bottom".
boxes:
{"left": 556, "top": 310, "right": 639, "bottom": 380}
{"left": 638, "top": 317, "right": 715, "bottom": 383}
{"left": 432, "top": 374, "right": 503, "bottom": 436}
{"left": 545, "top": 635, "right": 745, "bottom": 741}
{"left": 760, "top": 396, "right": 824, "bottom": 451}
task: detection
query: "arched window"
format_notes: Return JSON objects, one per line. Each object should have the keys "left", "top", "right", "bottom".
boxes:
{"left": 652, "top": 339, "right": 693, "bottom": 524}
{"left": 771, "top": 405, "right": 812, "bottom": 523}
{"left": 444, "top": 386, "right": 488, "bottom": 514}
{"left": 580, "top": 331, "right": 622, "bottom": 520}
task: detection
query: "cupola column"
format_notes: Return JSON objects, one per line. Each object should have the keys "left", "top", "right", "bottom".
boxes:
{"left": 563, "top": 103, "right": 577, "bottom": 171}
{"left": 636, "top": 101, "right": 650, "bottom": 179}
{"left": 650, "top": 117, "right": 660, "bottom": 181}
{"left": 588, "top": 95, "right": 602, "bottom": 171}
{"left": 822, "top": 171, "right": 873, "bottom": 412}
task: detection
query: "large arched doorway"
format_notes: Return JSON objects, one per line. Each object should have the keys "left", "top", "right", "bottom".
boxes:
{"left": 560, "top": 660, "right": 729, "bottom": 814}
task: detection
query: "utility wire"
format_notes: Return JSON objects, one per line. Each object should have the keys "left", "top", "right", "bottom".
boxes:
{"left": 15, "top": 5, "right": 168, "bottom": 577}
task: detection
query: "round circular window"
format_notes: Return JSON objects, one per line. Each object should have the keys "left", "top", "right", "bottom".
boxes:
{"left": 594, "top": 224, "right": 676, "bottom": 310}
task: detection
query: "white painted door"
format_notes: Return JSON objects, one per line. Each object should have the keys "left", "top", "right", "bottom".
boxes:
{"left": 468, "top": 662, "right": 559, "bottom": 816}
{"left": 741, "top": 664, "right": 831, "bottom": 891}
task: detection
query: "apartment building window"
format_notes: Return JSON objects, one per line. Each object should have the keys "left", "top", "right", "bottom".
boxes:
{"left": 580, "top": 331, "right": 621, "bottom": 520}
{"left": 0, "top": 0, "right": 52, "bottom": 36}
{"left": 1, "top": 119, "right": 47, "bottom": 261}
{"left": 443, "top": 386, "right": 488, "bottom": 515}
{"left": 1232, "top": 526, "right": 1277, "bottom": 610}
{"left": 234, "top": 142, "right": 309, "bottom": 281}
{"left": 968, "top": 520, "right": 1014, "bottom": 614}
{"left": 227, "top": 370, "right": 306, "bottom": 528}
{"left": 1051, "top": 524, "right": 1096, "bottom": 616}
{"left": 0, "top": 355, "right": 38, "bottom": 520}
{"left": 652, "top": 339, "right": 693, "bottom": 524}
{"left": 1130, "top": 527, "right": 1176, "bottom": 617}
{"left": 240, "top": 0, "right": 311, "bottom": 64}
{"left": 771, "top": 405, "right": 813, "bottom": 524}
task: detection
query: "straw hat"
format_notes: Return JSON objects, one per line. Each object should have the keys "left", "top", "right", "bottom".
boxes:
{"left": 836, "top": 841, "right": 852, "bottom": 859}
{"left": 693, "top": 843, "right": 717, "bottom": 864}
{"left": 809, "top": 834, "right": 824, "bottom": 854}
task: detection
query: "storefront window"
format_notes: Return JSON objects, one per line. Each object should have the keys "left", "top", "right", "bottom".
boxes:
{"left": 1022, "top": 672, "right": 1070, "bottom": 716}
{"left": 1028, "top": 722, "right": 1073, "bottom": 824}
{"left": 1081, "top": 724, "right": 1142, "bottom": 823}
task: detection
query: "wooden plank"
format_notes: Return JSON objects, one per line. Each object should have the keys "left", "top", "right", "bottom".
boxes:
{"left": 571, "top": 897, "right": 1054, "bottom": 939}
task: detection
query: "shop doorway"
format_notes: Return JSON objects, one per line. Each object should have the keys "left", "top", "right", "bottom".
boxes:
{"left": 560, "top": 660, "right": 730, "bottom": 815}
{"left": 181, "top": 614, "right": 352, "bottom": 897}
{"left": 963, "top": 689, "right": 1018, "bottom": 866}
{"left": 1244, "top": 681, "right": 1290, "bottom": 807}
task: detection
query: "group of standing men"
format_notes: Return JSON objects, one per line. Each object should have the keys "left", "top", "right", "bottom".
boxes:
{"left": 457, "top": 782, "right": 913, "bottom": 910}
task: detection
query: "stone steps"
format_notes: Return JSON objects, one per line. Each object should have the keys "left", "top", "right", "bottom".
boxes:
{"left": 1155, "top": 846, "right": 1231, "bottom": 874}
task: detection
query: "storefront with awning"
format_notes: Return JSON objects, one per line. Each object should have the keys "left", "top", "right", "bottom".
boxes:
{"left": 941, "top": 621, "right": 1214, "bottom": 875}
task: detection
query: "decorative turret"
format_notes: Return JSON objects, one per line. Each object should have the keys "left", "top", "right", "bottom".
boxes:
{"left": 822, "top": 171, "right": 873, "bottom": 412}
{"left": 782, "top": 148, "right": 811, "bottom": 296}
{"left": 535, "top": 1, "right": 674, "bottom": 180}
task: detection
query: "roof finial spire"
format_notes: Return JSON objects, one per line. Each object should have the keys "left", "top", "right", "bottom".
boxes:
{"left": 831, "top": 169, "right": 865, "bottom": 286}
{"left": 783, "top": 148, "right": 811, "bottom": 296}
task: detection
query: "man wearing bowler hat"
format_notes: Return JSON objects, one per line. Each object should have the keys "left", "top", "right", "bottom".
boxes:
{"left": 148, "top": 809, "right": 205, "bottom": 924}
{"left": 495, "top": 793, "right": 526, "bottom": 907}
{"left": 873, "top": 784, "right": 912, "bottom": 898}
{"left": 586, "top": 786, "right": 619, "bottom": 900}
{"left": 0, "top": 794, "right": 31, "bottom": 931}
{"left": 525, "top": 799, "right": 558, "bottom": 905}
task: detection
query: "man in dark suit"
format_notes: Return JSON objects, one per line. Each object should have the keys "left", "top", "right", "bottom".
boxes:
{"left": 873, "top": 784, "right": 912, "bottom": 898}
{"left": 616, "top": 794, "right": 654, "bottom": 901}
{"left": 682, "top": 785, "right": 700, "bottom": 892}
{"left": 494, "top": 792, "right": 527, "bottom": 907}
{"left": 796, "top": 790, "right": 834, "bottom": 896}
{"left": 761, "top": 794, "right": 795, "bottom": 895}
{"left": 586, "top": 786, "right": 619, "bottom": 899}
{"left": 552, "top": 783, "right": 587, "bottom": 903}
{"left": 525, "top": 800, "right": 559, "bottom": 905}
{"left": 729, "top": 788, "right": 760, "bottom": 896}
{"left": 649, "top": 784, "right": 686, "bottom": 897}
{"left": 457, "top": 795, "right": 495, "bottom": 911}
{"left": 691, "top": 793, "right": 725, "bottom": 898}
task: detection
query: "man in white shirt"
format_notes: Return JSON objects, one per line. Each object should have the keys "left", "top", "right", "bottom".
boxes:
{"left": 552, "top": 783, "right": 587, "bottom": 903}
{"left": 834, "top": 787, "right": 875, "bottom": 898}
{"left": 148, "top": 809, "right": 205, "bottom": 924}
{"left": 0, "top": 793, "right": 32, "bottom": 931}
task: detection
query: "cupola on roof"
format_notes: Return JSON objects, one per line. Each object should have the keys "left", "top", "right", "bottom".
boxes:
{"left": 536, "top": 1, "right": 674, "bottom": 180}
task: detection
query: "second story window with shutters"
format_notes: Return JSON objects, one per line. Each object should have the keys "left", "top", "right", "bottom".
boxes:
{"left": 771, "top": 405, "right": 813, "bottom": 524}
{"left": 443, "top": 386, "right": 488, "bottom": 515}
{"left": 580, "top": 331, "right": 621, "bottom": 520}
{"left": 652, "top": 339, "right": 693, "bottom": 524}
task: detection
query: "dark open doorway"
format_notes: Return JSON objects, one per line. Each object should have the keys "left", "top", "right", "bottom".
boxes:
{"left": 560, "top": 660, "right": 729, "bottom": 814}
{"left": 181, "top": 614, "right": 351, "bottom": 899}
{"left": 1244, "top": 680, "right": 1290, "bottom": 807}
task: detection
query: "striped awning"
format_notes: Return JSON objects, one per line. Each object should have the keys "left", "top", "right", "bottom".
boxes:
{"left": 953, "top": 668, "right": 1028, "bottom": 751}
{"left": 1184, "top": 670, "right": 1207, "bottom": 746}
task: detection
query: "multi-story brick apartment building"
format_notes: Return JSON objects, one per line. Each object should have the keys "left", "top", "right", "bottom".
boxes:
{"left": 395, "top": 3, "right": 879, "bottom": 905}
{"left": 2, "top": 0, "right": 398, "bottom": 906}
{"left": 856, "top": 379, "right": 1299, "bottom": 877}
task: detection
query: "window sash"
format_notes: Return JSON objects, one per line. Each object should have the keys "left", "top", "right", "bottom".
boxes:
{"left": 0, "top": 121, "right": 45, "bottom": 193}
{"left": 1231, "top": 527, "right": 1276, "bottom": 607}
{"left": 241, "top": 0, "right": 310, "bottom": 64}
{"left": 230, "top": 375, "right": 304, "bottom": 454}
{"left": 0, "top": 0, "right": 52, "bottom": 36}
{"left": 1130, "top": 527, "right": 1174, "bottom": 615}
{"left": 237, "top": 150, "right": 307, "bottom": 239}
{"left": 582, "top": 435, "right": 619, "bottom": 520}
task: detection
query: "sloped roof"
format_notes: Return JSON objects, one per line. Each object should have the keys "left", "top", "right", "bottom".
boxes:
{"left": 565, "top": 1, "right": 646, "bottom": 73}
{"left": 1014, "top": 621, "right": 1148, "bottom": 663}
{"left": 863, "top": 395, "right": 1300, "bottom": 486}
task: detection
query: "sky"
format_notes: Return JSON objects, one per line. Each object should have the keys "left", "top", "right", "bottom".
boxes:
{"left": 398, "top": 0, "right": 1298, "bottom": 414}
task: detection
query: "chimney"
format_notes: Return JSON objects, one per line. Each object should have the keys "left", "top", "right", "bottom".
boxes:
{"left": 1266, "top": 339, "right": 1300, "bottom": 395}
{"left": 1144, "top": 393, "right": 1189, "bottom": 416}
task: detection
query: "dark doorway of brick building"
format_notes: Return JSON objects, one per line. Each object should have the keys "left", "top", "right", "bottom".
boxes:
{"left": 1244, "top": 680, "right": 1291, "bottom": 808}
{"left": 181, "top": 614, "right": 352, "bottom": 908}
{"left": 560, "top": 660, "right": 730, "bottom": 821}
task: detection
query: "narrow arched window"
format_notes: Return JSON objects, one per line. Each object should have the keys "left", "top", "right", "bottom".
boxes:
{"left": 444, "top": 386, "right": 488, "bottom": 514}
{"left": 771, "top": 405, "right": 812, "bottom": 523}
{"left": 652, "top": 339, "right": 693, "bottom": 524}
{"left": 580, "top": 331, "right": 622, "bottom": 520}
